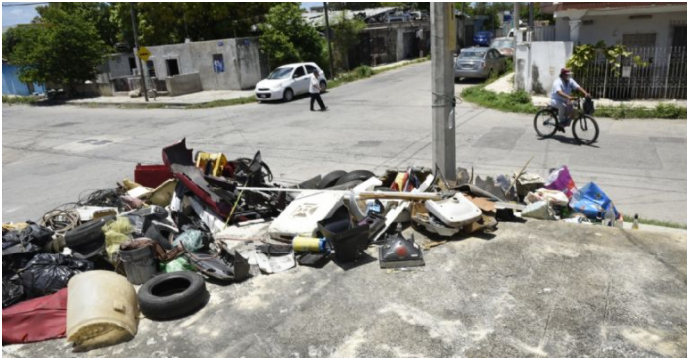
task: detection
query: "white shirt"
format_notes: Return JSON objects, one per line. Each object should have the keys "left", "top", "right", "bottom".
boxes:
{"left": 550, "top": 77, "right": 580, "bottom": 103}
{"left": 309, "top": 76, "right": 320, "bottom": 94}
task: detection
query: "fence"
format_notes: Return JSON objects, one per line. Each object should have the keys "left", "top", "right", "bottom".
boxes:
{"left": 577, "top": 46, "right": 686, "bottom": 100}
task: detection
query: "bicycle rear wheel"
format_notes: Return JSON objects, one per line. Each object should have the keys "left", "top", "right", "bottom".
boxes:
{"left": 572, "top": 115, "right": 599, "bottom": 145}
{"left": 533, "top": 109, "right": 559, "bottom": 138}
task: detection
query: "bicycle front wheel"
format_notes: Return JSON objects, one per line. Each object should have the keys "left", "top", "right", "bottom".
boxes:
{"left": 572, "top": 115, "right": 599, "bottom": 145}
{"left": 533, "top": 109, "right": 558, "bottom": 138}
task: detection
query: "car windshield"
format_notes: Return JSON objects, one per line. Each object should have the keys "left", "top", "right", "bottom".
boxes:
{"left": 460, "top": 50, "right": 486, "bottom": 59}
{"left": 267, "top": 67, "right": 293, "bottom": 79}
{"left": 492, "top": 40, "right": 513, "bottom": 48}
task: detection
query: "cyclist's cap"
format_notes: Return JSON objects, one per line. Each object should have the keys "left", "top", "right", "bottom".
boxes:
{"left": 560, "top": 68, "right": 572, "bottom": 76}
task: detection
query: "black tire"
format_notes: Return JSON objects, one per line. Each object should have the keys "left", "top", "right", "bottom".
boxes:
{"left": 283, "top": 88, "right": 294, "bottom": 102}
{"left": 318, "top": 170, "right": 347, "bottom": 189}
{"left": 533, "top": 108, "right": 559, "bottom": 138}
{"left": 144, "top": 222, "right": 178, "bottom": 250}
{"left": 571, "top": 115, "right": 599, "bottom": 145}
{"left": 320, "top": 80, "right": 327, "bottom": 93}
{"left": 335, "top": 170, "right": 376, "bottom": 185}
{"left": 138, "top": 271, "right": 209, "bottom": 321}
{"left": 64, "top": 215, "right": 115, "bottom": 251}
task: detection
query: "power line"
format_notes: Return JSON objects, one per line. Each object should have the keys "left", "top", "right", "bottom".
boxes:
{"left": 2, "top": 2, "right": 48, "bottom": 7}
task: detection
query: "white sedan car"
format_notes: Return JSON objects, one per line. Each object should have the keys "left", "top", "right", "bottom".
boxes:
{"left": 255, "top": 62, "right": 327, "bottom": 102}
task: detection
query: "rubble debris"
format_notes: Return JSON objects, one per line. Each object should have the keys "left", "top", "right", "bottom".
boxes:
{"left": 2, "top": 135, "right": 629, "bottom": 351}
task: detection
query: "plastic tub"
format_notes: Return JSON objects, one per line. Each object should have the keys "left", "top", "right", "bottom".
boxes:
{"left": 66, "top": 271, "right": 138, "bottom": 351}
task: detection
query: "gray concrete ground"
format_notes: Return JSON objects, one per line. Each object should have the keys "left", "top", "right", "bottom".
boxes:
{"left": 2, "top": 222, "right": 686, "bottom": 358}
{"left": 2, "top": 62, "right": 687, "bottom": 224}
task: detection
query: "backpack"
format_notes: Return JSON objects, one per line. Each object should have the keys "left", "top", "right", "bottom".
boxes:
{"left": 583, "top": 97, "right": 595, "bottom": 115}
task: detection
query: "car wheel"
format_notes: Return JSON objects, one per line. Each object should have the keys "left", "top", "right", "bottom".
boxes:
{"left": 283, "top": 88, "right": 294, "bottom": 102}
{"left": 320, "top": 80, "right": 327, "bottom": 93}
{"left": 64, "top": 215, "right": 115, "bottom": 252}
{"left": 335, "top": 170, "right": 376, "bottom": 185}
{"left": 138, "top": 271, "right": 209, "bottom": 320}
{"left": 318, "top": 170, "right": 347, "bottom": 189}
{"left": 144, "top": 221, "right": 178, "bottom": 250}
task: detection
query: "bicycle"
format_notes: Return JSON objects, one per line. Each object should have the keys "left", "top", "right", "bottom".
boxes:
{"left": 533, "top": 97, "right": 599, "bottom": 145}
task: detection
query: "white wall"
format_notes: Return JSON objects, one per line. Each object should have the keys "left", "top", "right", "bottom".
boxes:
{"left": 515, "top": 41, "right": 574, "bottom": 95}
{"left": 579, "top": 12, "right": 685, "bottom": 47}
{"left": 135, "top": 37, "right": 264, "bottom": 91}
{"left": 555, "top": 11, "right": 686, "bottom": 47}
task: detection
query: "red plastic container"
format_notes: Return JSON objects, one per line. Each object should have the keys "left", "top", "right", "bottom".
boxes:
{"left": 134, "top": 163, "right": 173, "bottom": 188}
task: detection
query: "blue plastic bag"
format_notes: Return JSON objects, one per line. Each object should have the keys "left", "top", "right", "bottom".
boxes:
{"left": 569, "top": 182, "right": 619, "bottom": 219}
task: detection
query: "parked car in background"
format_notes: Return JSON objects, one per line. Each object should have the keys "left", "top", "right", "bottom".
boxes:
{"left": 473, "top": 31, "right": 494, "bottom": 46}
{"left": 255, "top": 62, "right": 327, "bottom": 102}
{"left": 490, "top": 37, "right": 515, "bottom": 57}
{"left": 455, "top": 47, "right": 506, "bottom": 81}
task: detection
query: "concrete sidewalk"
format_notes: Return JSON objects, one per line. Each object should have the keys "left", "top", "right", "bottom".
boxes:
{"left": 67, "top": 90, "right": 255, "bottom": 106}
{"left": 3, "top": 221, "right": 686, "bottom": 358}
{"left": 485, "top": 72, "right": 688, "bottom": 109}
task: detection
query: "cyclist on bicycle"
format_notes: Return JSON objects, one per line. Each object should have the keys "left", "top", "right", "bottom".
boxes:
{"left": 551, "top": 68, "right": 590, "bottom": 132}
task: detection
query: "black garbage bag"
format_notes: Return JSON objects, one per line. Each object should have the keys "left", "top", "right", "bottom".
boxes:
{"left": 2, "top": 274, "right": 25, "bottom": 308}
{"left": 2, "top": 222, "right": 54, "bottom": 249}
{"left": 18, "top": 254, "right": 94, "bottom": 299}
{"left": 3, "top": 222, "right": 55, "bottom": 272}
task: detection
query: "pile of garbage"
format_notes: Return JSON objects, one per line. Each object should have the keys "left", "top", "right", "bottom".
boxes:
{"left": 2, "top": 138, "right": 622, "bottom": 351}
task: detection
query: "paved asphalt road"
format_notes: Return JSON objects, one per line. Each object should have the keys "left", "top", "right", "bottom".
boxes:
{"left": 2, "top": 62, "right": 687, "bottom": 224}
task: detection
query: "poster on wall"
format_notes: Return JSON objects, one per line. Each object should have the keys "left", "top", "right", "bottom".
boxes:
{"left": 213, "top": 54, "right": 225, "bottom": 73}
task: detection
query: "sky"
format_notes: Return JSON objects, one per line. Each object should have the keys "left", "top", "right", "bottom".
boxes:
{"left": 1, "top": 2, "right": 319, "bottom": 29}
{"left": 2, "top": 2, "right": 41, "bottom": 27}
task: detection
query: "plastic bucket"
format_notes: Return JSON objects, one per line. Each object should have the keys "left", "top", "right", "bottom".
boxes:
{"left": 331, "top": 225, "right": 370, "bottom": 262}
{"left": 119, "top": 246, "right": 157, "bottom": 285}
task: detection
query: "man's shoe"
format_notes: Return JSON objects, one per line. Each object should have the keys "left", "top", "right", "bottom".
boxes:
{"left": 557, "top": 125, "right": 566, "bottom": 133}
{"left": 321, "top": 106, "right": 329, "bottom": 112}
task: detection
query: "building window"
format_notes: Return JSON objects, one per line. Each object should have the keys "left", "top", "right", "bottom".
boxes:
{"left": 166, "top": 59, "right": 180, "bottom": 77}
{"left": 212, "top": 54, "right": 224, "bottom": 73}
{"left": 146, "top": 60, "right": 156, "bottom": 78}
{"left": 128, "top": 57, "right": 136, "bottom": 73}
{"left": 622, "top": 33, "right": 657, "bottom": 48}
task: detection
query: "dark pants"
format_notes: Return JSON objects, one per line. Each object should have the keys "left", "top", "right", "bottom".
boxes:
{"left": 310, "top": 93, "right": 326, "bottom": 111}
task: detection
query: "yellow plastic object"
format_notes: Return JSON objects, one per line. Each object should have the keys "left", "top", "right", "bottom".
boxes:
{"left": 195, "top": 151, "right": 228, "bottom": 177}
{"left": 102, "top": 217, "right": 134, "bottom": 262}
{"left": 148, "top": 179, "right": 177, "bottom": 206}
{"left": 66, "top": 271, "right": 139, "bottom": 351}
{"left": 122, "top": 179, "right": 144, "bottom": 190}
{"left": 2, "top": 222, "right": 28, "bottom": 231}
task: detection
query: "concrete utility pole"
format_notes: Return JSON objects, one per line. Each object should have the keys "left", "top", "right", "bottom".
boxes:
{"left": 323, "top": 2, "right": 335, "bottom": 79}
{"left": 130, "top": 3, "right": 148, "bottom": 102}
{"left": 430, "top": 2, "right": 456, "bottom": 180}
{"left": 513, "top": 2, "right": 520, "bottom": 91}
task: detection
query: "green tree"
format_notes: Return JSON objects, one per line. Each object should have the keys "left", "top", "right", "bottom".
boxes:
{"left": 259, "top": 3, "right": 324, "bottom": 70}
{"left": 2, "top": 5, "right": 108, "bottom": 92}
{"left": 109, "top": 3, "right": 276, "bottom": 47}
{"left": 331, "top": 12, "right": 366, "bottom": 71}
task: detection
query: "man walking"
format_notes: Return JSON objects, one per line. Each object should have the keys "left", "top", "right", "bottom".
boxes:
{"left": 309, "top": 69, "right": 328, "bottom": 112}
